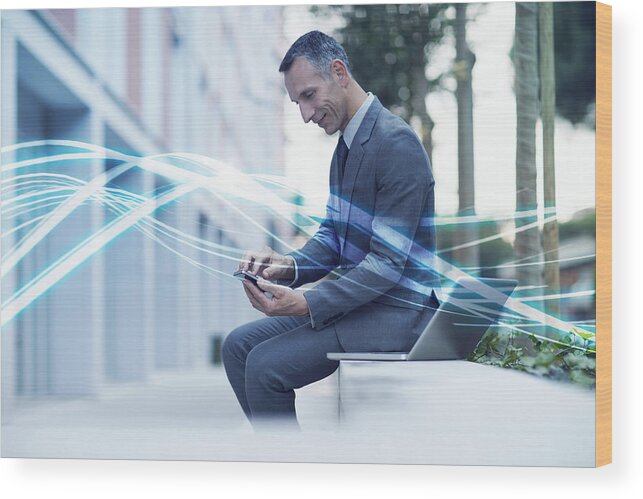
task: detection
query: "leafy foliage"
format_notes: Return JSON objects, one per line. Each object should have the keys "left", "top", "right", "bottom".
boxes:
{"left": 558, "top": 209, "right": 596, "bottom": 241}
{"left": 552, "top": 2, "right": 596, "bottom": 127}
{"left": 470, "top": 326, "right": 596, "bottom": 388}
{"left": 437, "top": 221, "right": 514, "bottom": 277}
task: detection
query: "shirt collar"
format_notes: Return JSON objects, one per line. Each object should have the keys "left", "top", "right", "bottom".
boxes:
{"left": 341, "top": 92, "right": 374, "bottom": 149}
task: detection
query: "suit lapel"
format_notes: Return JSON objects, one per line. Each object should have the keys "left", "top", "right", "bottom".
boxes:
{"left": 339, "top": 97, "right": 383, "bottom": 256}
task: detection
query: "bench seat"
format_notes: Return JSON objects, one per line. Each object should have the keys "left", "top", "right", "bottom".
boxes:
{"left": 330, "top": 359, "right": 596, "bottom": 466}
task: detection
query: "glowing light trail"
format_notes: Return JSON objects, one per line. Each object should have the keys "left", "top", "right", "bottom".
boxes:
{"left": 0, "top": 141, "right": 596, "bottom": 347}
{"left": 1, "top": 181, "right": 198, "bottom": 326}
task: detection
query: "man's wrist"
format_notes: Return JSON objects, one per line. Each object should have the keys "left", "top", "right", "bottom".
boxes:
{"left": 285, "top": 255, "right": 298, "bottom": 284}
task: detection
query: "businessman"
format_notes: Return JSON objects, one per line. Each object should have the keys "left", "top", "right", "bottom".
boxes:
{"left": 222, "top": 31, "right": 439, "bottom": 428}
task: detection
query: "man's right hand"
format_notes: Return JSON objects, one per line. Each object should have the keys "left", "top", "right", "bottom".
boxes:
{"left": 237, "top": 246, "right": 295, "bottom": 282}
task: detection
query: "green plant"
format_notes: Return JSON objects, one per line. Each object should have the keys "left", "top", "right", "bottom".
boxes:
{"left": 469, "top": 326, "right": 596, "bottom": 388}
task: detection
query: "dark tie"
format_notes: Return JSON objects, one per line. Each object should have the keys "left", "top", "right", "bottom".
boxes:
{"left": 336, "top": 135, "right": 349, "bottom": 183}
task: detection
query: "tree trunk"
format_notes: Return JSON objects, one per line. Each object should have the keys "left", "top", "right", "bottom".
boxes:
{"left": 514, "top": 3, "right": 542, "bottom": 290}
{"left": 453, "top": 3, "right": 480, "bottom": 272}
{"left": 410, "top": 63, "right": 435, "bottom": 162}
{"left": 539, "top": 2, "right": 560, "bottom": 317}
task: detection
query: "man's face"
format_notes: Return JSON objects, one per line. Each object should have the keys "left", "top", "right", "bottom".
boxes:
{"left": 284, "top": 57, "right": 348, "bottom": 135}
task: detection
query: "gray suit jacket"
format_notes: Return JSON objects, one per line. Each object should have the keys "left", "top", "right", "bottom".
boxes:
{"left": 289, "top": 97, "right": 439, "bottom": 351}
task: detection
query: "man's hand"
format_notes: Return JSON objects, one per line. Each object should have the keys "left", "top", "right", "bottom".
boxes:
{"left": 237, "top": 246, "right": 295, "bottom": 281}
{"left": 243, "top": 278, "right": 309, "bottom": 317}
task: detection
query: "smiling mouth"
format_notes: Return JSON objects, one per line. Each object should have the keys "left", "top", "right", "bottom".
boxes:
{"left": 317, "top": 114, "right": 326, "bottom": 126}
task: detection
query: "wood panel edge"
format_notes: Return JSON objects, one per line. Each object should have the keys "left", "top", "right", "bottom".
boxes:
{"left": 595, "top": 0, "right": 612, "bottom": 468}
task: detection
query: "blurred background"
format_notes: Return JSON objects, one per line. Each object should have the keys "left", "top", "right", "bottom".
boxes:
{"left": 1, "top": 2, "right": 597, "bottom": 434}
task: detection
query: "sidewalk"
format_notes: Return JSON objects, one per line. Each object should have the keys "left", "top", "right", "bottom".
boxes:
{"left": 1, "top": 365, "right": 342, "bottom": 462}
{"left": 2, "top": 362, "right": 596, "bottom": 466}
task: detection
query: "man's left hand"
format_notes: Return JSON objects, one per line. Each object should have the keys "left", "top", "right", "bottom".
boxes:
{"left": 243, "top": 278, "right": 310, "bottom": 317}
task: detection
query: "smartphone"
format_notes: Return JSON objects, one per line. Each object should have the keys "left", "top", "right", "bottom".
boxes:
{"left": 233, "top": 270, "right": 273, "bottom": 299}
{"left": 233, "top": 270, "right": 260, "bottom": 284}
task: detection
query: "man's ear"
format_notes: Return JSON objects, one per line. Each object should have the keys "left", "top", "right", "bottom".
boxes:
{"left": 331, "top": 59, "right": 349, "bottom": 87}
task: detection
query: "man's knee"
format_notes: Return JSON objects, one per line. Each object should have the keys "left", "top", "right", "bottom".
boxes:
{"left": 245, "top": 346, "right": 287, "bottom": 392}
{"left": 221, "top": 324, "right": 252, "bottom": 365}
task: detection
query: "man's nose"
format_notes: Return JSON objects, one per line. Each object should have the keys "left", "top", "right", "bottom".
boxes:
{"left": 299, "top": 103, "right": 314, "bottom": 123}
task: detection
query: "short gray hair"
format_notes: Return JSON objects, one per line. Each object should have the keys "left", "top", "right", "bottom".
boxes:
{"left": 279, "top": 31, "right": 351, "bottom": 78}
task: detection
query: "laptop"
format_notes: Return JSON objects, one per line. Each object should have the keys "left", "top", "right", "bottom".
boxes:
{"left": 326, "top": 277, "right": 517, "bottom": 361}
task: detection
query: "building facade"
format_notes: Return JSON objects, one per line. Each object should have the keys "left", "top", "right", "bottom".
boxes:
{"left": 1, "top": 7, "right": 287, "bottom": 412}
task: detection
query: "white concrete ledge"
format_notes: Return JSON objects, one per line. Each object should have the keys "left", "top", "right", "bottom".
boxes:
{"left": 334, "top": 360, "right": 596, "bottom": 467}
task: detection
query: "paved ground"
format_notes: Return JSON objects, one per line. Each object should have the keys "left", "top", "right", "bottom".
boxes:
{"left": 1, "top": 365, "right": 346, "bottom": 463}
{"left": 1, "top": 362, "right": 596, "bottom": 466}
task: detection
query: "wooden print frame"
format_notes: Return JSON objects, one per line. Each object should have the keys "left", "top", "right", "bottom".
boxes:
{"left": 1, "top": 1, "right": 611, "bottom": 467}
{"left": 595, "top": 0, "right": 612, "bottom": 467}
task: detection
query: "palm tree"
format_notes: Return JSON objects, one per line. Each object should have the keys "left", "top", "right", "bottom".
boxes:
{"left": 539, "top": 2, "right": 560, "bottom": 317}
{"left": 453, "top": 3, "right": 479, "bottom": 271}
{"left": 514, "top": 3, "right": 542, "bottom": 290}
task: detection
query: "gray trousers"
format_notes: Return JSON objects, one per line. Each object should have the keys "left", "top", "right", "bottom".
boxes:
{"left": 222, "top": 315, "right": 344, "bottom": 428}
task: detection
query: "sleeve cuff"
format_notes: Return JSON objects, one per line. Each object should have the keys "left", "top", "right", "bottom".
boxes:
{"left": 307, "top": 300, "right": 315, "bottom": 329}
{"left": 285, "top": 255, "right": 298, "bottom": 287}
